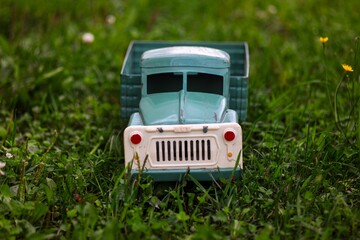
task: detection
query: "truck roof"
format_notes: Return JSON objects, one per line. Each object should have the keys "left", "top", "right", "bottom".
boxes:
{"left": 141, "top": 46, "right": 230, "bottom": 68}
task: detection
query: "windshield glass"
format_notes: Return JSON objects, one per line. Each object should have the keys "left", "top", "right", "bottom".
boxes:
{"left": 146, "top": 72, "right": 223, "bottom": 95}
{"left": 187, "top": 73, "right": 223, "bottom": 95}
{"left": 147, "top": 73, "right": 183, "bottom": 94}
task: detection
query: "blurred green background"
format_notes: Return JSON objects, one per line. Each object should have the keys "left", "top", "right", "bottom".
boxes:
{"left": 1, "top": 0, "right": 359, "bottom": 111}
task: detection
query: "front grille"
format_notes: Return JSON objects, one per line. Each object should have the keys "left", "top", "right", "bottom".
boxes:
{"left": 153, "top": 138, "right": 215, "bottom": 163}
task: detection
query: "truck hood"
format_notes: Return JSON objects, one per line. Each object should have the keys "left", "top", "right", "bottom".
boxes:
{"left": 139, "top": 91, "right": 227, "bottom": 125}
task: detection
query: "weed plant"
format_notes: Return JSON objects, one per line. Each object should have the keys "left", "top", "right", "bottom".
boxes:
{"left": 0, "top": 0, "right": 359, "bottom": 239}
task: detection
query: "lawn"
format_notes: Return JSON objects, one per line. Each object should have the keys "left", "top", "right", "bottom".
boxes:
{"left": 0, "top": 0, "right": 359, "bottom": 239}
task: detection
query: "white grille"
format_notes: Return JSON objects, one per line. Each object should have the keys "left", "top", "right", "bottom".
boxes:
{"left": 149, "top": 137, "right": 218, "bottom": 166}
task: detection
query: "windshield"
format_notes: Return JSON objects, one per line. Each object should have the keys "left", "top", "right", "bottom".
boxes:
{"left": 146, "top": 72, "right": 223, "bottom": 95}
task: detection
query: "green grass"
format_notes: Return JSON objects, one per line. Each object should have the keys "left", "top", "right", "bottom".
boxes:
{"left": 0, "top": 0, "right": 359, "bottom": 239}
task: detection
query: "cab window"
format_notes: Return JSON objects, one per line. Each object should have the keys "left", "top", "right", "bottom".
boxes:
{"left": 147, "top": 73, "right": 183, "bottom": 94}
{"left": 187, "top": 73, "right": 223, "bottom": 95}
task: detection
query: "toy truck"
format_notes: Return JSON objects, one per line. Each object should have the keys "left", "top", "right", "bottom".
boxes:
{"left": 121, "top": 41, "right": 249, "bottom": 181}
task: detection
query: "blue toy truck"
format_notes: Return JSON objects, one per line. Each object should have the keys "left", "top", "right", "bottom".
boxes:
{"left": 121, "top": 41, "right": 249, "bottom": 181}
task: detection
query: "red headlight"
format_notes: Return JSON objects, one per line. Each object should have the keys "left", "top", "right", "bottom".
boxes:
{"left": 130, "top": 133, "right": 142, "bottom": 144}
{"left": 224, "top": 130, "right": 236, "bottom": 142}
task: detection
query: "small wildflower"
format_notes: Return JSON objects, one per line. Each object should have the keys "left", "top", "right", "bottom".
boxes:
{"left": 319, "top": 37, "right": 329, "bottom": 43}
{"left": 0, "top": 161, "right": 6, "bottom": 176}
{"left": 267, "top": 5, "right": 277, "bottom": 15}
{"left": 82, "top": 32, "right": 95, "bottom": 44}
{"left": 6, "top": 152, "right": 13, "bottom": 159}
{"left": 106, "top": 15, "right": 116, "bottom": 25}
{"left": 341, "top": 64, "right": 354, "bottom": 72}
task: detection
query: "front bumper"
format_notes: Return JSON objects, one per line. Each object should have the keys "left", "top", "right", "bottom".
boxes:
{"left": 130, "top": 167, "right": 242, "bottom": 182}
{"left": 124, "top": 122, "right": 243, "bottom": 181}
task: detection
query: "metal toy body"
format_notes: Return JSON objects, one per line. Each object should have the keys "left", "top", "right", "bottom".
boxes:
{"left": 121, "top": 41, "right": 249, "bottom": 181}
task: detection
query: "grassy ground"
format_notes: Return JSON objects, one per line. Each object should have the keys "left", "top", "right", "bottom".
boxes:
{"left": 0, "top": 0, "right": 359, "bottom": 239}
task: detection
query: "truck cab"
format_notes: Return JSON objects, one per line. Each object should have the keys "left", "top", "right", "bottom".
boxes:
{"left": 121, "top": 41, "right": 249, "bottom": 181}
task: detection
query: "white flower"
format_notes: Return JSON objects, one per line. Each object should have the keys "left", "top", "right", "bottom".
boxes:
{"left": 6, "top": 152, "right": 13, "bottom": 159}
{"left": 0, "top": 161, "right": 6, "bottom": 176}
{"left": 82, "top": 32, "right": 95, "bottom": 44}
{"left": 106, "top": 15, "right": 116, "bottom": 25}
{"left": 268, "top": 5, "right": 277, "bottom": 14}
